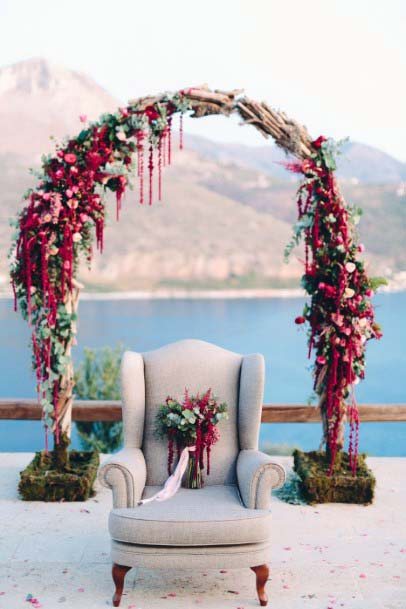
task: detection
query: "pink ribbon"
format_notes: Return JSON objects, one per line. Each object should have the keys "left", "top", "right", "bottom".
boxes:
{"left": 138, "top": 446, "right": 196, "bottom": 505}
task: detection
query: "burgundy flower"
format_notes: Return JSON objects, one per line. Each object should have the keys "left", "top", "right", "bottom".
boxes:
{"left": 312, "top": 135, "right": 327, "bottom": 149}
{"left": 85, "top": 152, "right": 103, "bottom": 171}
{"left": 295, "top": 316, "right": 306, "bottom": 324}
{"left": 144, "top": 106, "right": 159, "bottom": 122}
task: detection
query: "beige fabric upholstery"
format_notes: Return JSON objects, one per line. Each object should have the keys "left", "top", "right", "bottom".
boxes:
{"left": 237, "top": 449, "right": 286, "bottom": 509}
{"left": 109, "top": 485, "right": 272, "bottom": 546}
{"left": 111, "top": 539, "right": 272, "bottom": 570}
{"left": 142, "top": 340, "right": 241, "bottom": 486}
{"left": 100, "top": 339, "right": 285, "bottom": 570}
{"left": 238, "top": 353, "right": 265, "bottom": 450}
{"left": 98, "top": 448, "right": 146, "bottom": 508}
{"left": 120, "top": 351, "right": 145, "bottom": 449}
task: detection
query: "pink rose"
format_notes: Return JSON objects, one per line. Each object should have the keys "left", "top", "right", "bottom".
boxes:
{"left": 331, "top": 313, "right": 344, "bottom": 327}
{"left": 316, "top": 355, "right": 327, "bottom": 365}
{"left": 79, "top": 114, "right": 87, "bottom": 123}
{"left": 64, "top": 153, "right": 77, "bottom": 164}
{"left": 358, "top": 243, "right": 365, "bottom": 253}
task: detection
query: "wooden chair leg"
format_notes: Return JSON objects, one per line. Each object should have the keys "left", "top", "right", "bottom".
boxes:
{"left": 112, "top": 563, "right": 132, "bottom": 607}
{"left": 250, "top": 564, "right": 269, "bottom": 606}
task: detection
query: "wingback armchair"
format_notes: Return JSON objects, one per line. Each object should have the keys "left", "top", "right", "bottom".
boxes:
{"left": 99, "top": 339, "right": 285, "bottom": 607}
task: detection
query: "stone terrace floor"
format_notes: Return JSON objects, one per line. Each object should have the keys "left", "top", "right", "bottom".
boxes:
{"left": 0, "top": 455, "right": 405, "bottom": 609}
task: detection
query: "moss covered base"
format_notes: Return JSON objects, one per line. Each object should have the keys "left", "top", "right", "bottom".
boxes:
{"left": 293, "top": 450, "right": 375, "bottom": 505}
{"left": 19, "top": 450, "right": 99, "bottom": 502}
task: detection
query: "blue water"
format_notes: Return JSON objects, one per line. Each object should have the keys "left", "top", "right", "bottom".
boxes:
{"left": 0, "top": 292, "right": 405, "bottom": 454}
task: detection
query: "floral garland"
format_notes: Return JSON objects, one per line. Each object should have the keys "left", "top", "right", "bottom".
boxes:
{"left": 9, "top": 87, "right": 383, "bottom": 474}
{"left": 285, "top": 136, "right": 383, "bottom": 473}
{"left": 10, "top": 91, "right": 191, "bottom": 433}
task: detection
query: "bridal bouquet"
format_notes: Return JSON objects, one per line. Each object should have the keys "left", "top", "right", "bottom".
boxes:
{"left": 155, "top": 389, "right": 228, "bottom": 489}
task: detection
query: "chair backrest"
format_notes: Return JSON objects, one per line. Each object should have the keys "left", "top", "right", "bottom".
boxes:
{"left": 120, "top": 339, "right": 264, "bottom": 486}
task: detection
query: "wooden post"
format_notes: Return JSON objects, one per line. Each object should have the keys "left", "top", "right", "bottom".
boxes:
{"left": 51, "top": 281, "right": 81, "bottom": 470}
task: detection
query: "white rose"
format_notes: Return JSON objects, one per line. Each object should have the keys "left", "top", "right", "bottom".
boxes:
{"left": 345, "top": 262, "right": 356, "bottom": 273}
{"left": 344, "top": 287, "right": 355, "bottom": 298}
{"left": 72, "top": 233, "right": 82, "bottom": 243}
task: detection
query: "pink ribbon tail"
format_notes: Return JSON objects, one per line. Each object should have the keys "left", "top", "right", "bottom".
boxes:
{"left": 138, "top": 446, "right": 196, "bottom": 505}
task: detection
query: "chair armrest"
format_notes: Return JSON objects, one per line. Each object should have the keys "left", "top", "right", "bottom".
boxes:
{"left": 98, "top": 448, "right": 147, "bottom": 508}
{"left": 237, "top": 449, "right": 286, "bottom": 510}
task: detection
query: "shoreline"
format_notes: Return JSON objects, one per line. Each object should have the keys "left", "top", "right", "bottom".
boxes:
{"left": 0, "top": 285, "right": 404, "bottom": 301}
{"left": 0, "top": 287, "right": 306, "bottom": 300}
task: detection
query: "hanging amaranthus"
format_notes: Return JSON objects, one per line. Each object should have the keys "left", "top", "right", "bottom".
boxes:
{"left": 286, "top": 136, "right": 384, "bottom": 473}
{"left": 9, "top": 91, "right": 191, "bottom": 446}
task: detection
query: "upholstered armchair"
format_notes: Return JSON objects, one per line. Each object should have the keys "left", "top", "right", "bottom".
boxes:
{"left": 99, "top": 339, "right": 285, "bottom": 607}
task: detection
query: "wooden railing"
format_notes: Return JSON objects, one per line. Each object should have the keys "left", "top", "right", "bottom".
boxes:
{"left": 1, "top": 399, "right": 406, "bottom": 423}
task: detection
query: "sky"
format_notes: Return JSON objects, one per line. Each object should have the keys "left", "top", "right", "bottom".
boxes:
{"left": 0, "top": 0, "right": 405, "bottom": 161}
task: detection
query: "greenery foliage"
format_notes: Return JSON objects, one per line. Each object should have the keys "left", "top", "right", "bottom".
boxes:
{"left": 74, "top": 345, "right": 123, "bottom": 453}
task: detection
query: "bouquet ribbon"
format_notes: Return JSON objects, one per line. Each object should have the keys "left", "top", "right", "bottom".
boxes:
{"left": 138, "top": 445, "right": 196, "bottom": 505}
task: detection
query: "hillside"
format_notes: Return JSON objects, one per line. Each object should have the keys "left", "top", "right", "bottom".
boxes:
{"left": 0, "top": 58, "right": 404, "bottom": 291}
{"left": 0, "top": 58, "right": 117, "bottom": 161}
{"left": 186, "top": 134, "right": 406, "bottom": 185}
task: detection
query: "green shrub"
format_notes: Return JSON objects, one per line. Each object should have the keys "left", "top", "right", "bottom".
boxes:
{"left": 74, "top": 345, "right": 124, "bottom": 453}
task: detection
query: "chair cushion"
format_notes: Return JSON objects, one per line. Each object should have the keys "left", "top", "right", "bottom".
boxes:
{"left": 109, "top": 485, "right": 272, "bottom": 547}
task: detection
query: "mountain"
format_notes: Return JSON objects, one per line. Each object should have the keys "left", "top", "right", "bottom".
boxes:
{"left": 186, "top": 135, "right": 406, "bottom": 185}
{"left": 0, "top": 57, "right": 117, "bottom": 161}
{"left": 0, "top": 58, "right": 404, "bottom": 291}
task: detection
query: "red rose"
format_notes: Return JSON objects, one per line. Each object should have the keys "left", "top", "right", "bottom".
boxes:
{"left": 306, "top": 266, "right": 317, "bottom": 277}
{"left": 295, "top": 316, "right": 306, "bottom": 325}
{"left": 316, "top": 355, "right": 327, "bottom": 365}
{"left": 86, "top": 152, "right": 103, "bottom": 171}
{"left": 144, "top": 106, "right": 159, "bottom": 122}
{"left": 64, "top": 153, "right": 77, "bottom": 164}
{"left": 312, "top": 135, "right": 327, "bottom": 149}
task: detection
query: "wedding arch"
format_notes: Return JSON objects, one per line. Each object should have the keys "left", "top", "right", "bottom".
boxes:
{"left": 10, "top": 86, "right": 382, "bottom": 473}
